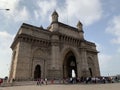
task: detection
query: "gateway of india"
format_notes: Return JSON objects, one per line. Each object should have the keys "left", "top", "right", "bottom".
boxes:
{"left": 9, "top": 11, "right": 100, "bottom": 81}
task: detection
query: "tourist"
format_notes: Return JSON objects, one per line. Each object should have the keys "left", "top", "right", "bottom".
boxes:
{"left": 0, "top": 78, "right": 3, "bottom": 85}
{"left": 37, "top": 78, "right": 41, "bottom": 85}
{"left": 102, "top": 77, "right": 106, "bottom": 84}
{"left": 41, "top": 78, "right": 44, "bottom": 84}
{"left": 51, "top": 79, "right": 54, "bottom": 84}
{"left": 45, "top": 78, "right": 48, "bottom": 85}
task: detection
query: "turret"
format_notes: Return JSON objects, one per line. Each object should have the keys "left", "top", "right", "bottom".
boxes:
{"left": 52, "top": 10, "right": 59, "bottom": 22}
{"left": 50, "top": 10, "right": 59, "bottom": 32}
{"left": 40, "top": 25, "right": 43, "bottom": 29}
{"left": 77, "top": 21, "right": 83, "bottom": 31}
{"left": 77, "top": 21, "right": 84, "bottom": 39}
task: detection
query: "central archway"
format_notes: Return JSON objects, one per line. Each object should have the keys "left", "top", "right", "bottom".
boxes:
{"left": 63, "top": 51, "right": 77, "bottom": 78}
{"left": 34, "top": 65, "right": 41, "bottom": 80}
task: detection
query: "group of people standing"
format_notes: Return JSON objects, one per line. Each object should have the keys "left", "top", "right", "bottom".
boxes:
{"left": 35, "top": 76, "right": 119, "bottom": 85}
{"left": 36, "top": 78, "right": 48, "bottom": 85}
{"left": 64, "top": 76, "right": 115, "bottom": 84}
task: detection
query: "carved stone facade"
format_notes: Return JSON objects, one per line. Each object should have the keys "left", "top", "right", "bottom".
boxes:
{"left": 9, "top": 11, "right": 100, "bottom": 81}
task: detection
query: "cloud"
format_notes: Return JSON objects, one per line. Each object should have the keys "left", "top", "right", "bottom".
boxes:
{"left": 0, "top": 31, "right": 14, "bottom": 49}
{"left": 97, "top": 43, "right": 120, "bottom": 76}
{"left": 13, "top": 6, "right": 30, "bottom": 22}
{"left": 34, "top": 0, "right": 57, "bottom": 20}
{"left": 98, "top": 52, "right": 120, "bottom": 76}
{"left": 97, "top": 43, "right": 113, "bottom": 76}
{"left": 0, "top": 0, "right": 18, "bottom": 10}
{"left": 64, "top": 0, "right": 103, "bottom": 26}
{"left": 34, "top": 0, "right": 102, "bottom": 26}
{"left": 103, "top": 15, "right": 120, "bottom": 76}
{"left": 106, "top": 15, "right": 120, "bottom": 44}
{"left": 34, "top": 10, "right": 39, "bottom": 20}
{"left": 99, "top": 54, "right": 112, "bottom": 69}
{"left": 0, "top": 0, "right": 30, "bottom": 22}
{"left": 1, "top": 0, "right": 103, "bottom": 25}
{"left": 38, "top": 0, "right": 57, "bottom": 16}
{"left": 0, "top": 31, "right": 14, "bottom": 78}
{"left": 99, "top": 37, "right": 120, "bottom": 77}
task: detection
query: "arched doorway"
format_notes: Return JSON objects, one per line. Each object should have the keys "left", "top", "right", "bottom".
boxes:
{"left": 34, "top": 65, "right": 41, "bottom": 80}
{"left": 63, "top": 51, "right": 77, "bottom": 78}
{"left": 89, "top": 68, "right": 93, "bottom": 76}
{"left": 87, "top": 57, "right": 94, "bottom": 77}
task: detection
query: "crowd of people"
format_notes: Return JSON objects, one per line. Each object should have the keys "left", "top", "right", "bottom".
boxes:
{"left": 68, "top": 76, "right": 119, "bottom": 84}
{"left": 64, "top": 76, "right": 114, "bottom": 84}
{"left": 36, "top": 78, "right": 48, "bottom": 85}
{"left": 35, "top": 76, "right": 119, "bottom": 85}
{"left": 0, "top": 76, "right": 119, "bottom": 86}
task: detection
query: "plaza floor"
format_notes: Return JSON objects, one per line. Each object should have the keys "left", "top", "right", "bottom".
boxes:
{"left": 0, "top": 83, "right": 120, "bottom": 90}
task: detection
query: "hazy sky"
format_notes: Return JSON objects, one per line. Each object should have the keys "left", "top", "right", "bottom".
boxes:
{"left": 0, "top": 0, "right": 120, "bottom": 78}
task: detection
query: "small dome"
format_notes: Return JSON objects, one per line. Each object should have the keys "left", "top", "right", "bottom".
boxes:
{"left": 77, "top": 21, "right": 83, "bottom": 32}
{"left": 40, "top": 25, "right": 43, "bottom": 29}
{"left": 77, "top": 21, "right": 82, "bottom": 27}
{"left": 51, "top": 10, "right": 59, "bottom": 22}
{"left": 52, "top": 10, "right": 59, "bottom": 17}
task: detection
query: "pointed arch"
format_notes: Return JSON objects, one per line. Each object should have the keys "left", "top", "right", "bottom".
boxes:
{"left": 61, "top": 46, "right": 79, "bottom": 63}
{"left": 63, "top": 51, "right": 78, "bottom": 78}
{"left": 87, "top": 57, "right": 95, "bottom": 77}
{"left": 34, "top": 64, "right": 41, "bottom": 80}
{"left": 61, "top": 46, "right": 80, "bottom": 78}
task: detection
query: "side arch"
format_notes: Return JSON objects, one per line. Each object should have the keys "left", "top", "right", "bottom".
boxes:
{"left": 87, "top": 57, "right": 95, "bottom": 77}
{"left": 31, "top": 48, "right": 48, "bottom": 79}
{"left": 34, "top": 64, "right": 41, "bottom": 80}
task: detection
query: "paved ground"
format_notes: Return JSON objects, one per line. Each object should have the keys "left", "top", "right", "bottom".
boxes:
{"left": 0, "top": 83, "right": 120, "bottom": 90}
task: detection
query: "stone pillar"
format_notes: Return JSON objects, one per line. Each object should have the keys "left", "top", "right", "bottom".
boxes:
{"left": 76, "top": 55, "right": 82, "bottom": 78}
{"left": 80, "top": 44, "right": 89, "bottom": 77}
{"left": 49, "top": 32, "right": 62, "bottom": 79}
{"left": 12, "top": 42, "right": 31, "bottom": 81}
{"left": 94, "top": 54, "right": 101, "bottom": 76}
{"left": 9, "top": 50, "right": 17, "bottom": 82}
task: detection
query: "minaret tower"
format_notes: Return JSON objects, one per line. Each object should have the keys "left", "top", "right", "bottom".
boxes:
{"left": 77, "top": 21, "right": 84, "bottom": 39}
{"left": 50, "top": 10, "right": 59, "bottom": 32}
{"left": 52, "top": 10, "right": 59, "bottom": 22}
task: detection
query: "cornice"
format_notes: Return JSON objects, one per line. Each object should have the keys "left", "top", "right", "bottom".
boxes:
{"left": 11, "top": 33, "right": 51, "bottom": 49}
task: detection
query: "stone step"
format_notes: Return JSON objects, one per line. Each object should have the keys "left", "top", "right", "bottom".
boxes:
{"left": 0, "top": 80, "right": 65, "bottom": 87}
{"left": 12, "top": 81, "right": 36, "bottom": 86}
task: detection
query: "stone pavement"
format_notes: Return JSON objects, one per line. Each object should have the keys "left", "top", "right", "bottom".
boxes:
{"left": 0, "top": 83, "right": 120, "bottom": 90}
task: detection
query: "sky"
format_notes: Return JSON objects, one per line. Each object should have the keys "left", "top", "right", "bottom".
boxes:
{"left": 0, "top": 0, "right": 120, "bottom": 78}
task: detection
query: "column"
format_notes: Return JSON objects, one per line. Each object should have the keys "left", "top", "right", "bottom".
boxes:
{"left": 81, "top": 48, "right": 89, "bottom": 77}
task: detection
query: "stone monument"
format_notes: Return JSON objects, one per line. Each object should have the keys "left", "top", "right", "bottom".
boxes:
{"left": 9, "top": 11, "right": 100, "bottom": 81}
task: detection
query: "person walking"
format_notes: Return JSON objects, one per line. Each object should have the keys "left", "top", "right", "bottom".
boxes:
{"left": 45, "top": 78, "right": 48, "bottom": 85}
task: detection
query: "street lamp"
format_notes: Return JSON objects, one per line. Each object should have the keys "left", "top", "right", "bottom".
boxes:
{"left": 0, "top": 9, "right": 10, "bottom": 11}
